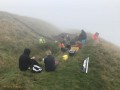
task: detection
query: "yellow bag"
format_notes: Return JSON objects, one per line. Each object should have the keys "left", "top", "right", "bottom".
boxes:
{"left": 71, "top": 47, "right": 79, "bottom": 52}
{"left": 62, "top": 55, "right": 68, "bottom": 61}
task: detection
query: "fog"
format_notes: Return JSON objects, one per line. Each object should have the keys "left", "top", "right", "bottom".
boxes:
{"left": 0, "top": 0, "right": 120, "bottom": 46}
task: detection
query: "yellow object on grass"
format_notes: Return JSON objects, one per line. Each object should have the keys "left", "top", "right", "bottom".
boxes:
{"left": 71, "top": 47, "right": 79, "bottom": 52}
{"left": 62, "top": 55, "right": 68, "bottom": 61}
{"left": 39, "top": 37, "right": 46, "bottom": 44}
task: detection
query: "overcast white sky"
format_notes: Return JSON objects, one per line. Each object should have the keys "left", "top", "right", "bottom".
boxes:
{"left": 0, "top": 0, "right": 120, "bottom": 46}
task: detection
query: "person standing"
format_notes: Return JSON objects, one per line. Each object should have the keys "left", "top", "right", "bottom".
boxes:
{"left": 78, "top": 30, "right": 87, "bottom": 44}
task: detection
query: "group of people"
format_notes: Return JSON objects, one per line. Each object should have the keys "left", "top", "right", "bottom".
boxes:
{"left": 19, "top": 48, "right": 58, "bottom": 73}
{"left": 19, "top": 30, "right": 99, "bottom": 73}
{"left": 58, "top": 30, "right": 87, "bottom": 55}
{"left": 77, "top": 30, "right": 99, "bottom": 44}
{"left": 58, "top": 30, "right": 99, "bottom": 58}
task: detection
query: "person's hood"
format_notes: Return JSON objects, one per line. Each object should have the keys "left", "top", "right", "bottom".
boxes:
{"left": 23, "top": 48, "right": 31, "bottom": 56}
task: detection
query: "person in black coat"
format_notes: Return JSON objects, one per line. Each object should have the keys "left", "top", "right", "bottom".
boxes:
{"left": 19, "top": 48, "right": 31, "bottom": 71}
{"left": 43, "top": 50, "right": 58, "bottom": 72}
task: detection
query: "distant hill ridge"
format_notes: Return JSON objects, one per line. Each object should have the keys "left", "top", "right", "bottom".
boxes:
{"left": 0, "top": 11, "right": 61, "bottom": 42}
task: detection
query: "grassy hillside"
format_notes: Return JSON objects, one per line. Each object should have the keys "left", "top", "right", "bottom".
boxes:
{"left": 14, "top": 15, "right": 61, "bottom": 37}
{"left": 1, "top": 37, "right": 120, "bottom": 90}
{"left": 0, "top": 11, "right": 61, "bottom": 44}
{"left": 0, "top": 11, "right": 61, "bottom": 80}
{"left": 0, "top": 11, "right": 120, "bottom": 90}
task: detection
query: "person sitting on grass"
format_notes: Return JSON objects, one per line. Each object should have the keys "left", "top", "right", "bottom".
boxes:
{"left": 43, "top": 50, "right": 58, "bottom": 72}
{"left": 19, "top": 48, "right": 31, "bottom": 71}
{"left": 19, "top": 48, "right": 42, "bottom": 73}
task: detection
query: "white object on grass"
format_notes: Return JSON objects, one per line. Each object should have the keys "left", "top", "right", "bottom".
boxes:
{"left": 86, "top": 57, "right": 89, "bottom": 73}
{"left": 42, "top": 58, "right": 44, "bottom": 62}
{"left": 82, "top": 57, "right": 89, "bottom": 73}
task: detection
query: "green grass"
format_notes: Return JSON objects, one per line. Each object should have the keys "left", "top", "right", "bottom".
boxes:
{"left": 0, "top": 12, "right": 120, "bottom": 89}
{"left": 1, "top": 40, "right": 120, "bottom": 90}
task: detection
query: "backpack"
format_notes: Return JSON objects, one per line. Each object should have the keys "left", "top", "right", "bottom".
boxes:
{"left": 31, "top": 65, "right": 42, "bottom": 73}
{"left": 69, "top": 50, "right": 76, "bottom": 56}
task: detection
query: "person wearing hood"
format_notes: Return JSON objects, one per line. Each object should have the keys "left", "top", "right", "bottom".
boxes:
{"left": 19, "top": 48, "right": 31, "bottom": 71}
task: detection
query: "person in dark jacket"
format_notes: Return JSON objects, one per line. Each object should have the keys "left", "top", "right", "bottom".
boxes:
{"left": 19, "top": 48, "right": 31, "bottom": 71}
{"left": 78, "top": 30, "right": 87, "bottom": 44}
{"left": 43, "top": 50, "right": 58, "bottom": 72}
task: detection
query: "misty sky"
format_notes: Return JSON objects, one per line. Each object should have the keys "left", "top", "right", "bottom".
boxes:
{"left": 0, "top": 0, "right": 120, "bottom": 46}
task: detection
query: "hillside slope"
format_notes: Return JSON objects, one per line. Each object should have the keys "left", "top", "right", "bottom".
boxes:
{"left": 0, "top": 36, "right": 120, "bottom": 90}
{"left": 0, "top": 11, "right": 120, "bottom": 90}
{"left": 0, "top": 11, "right": 61, "bottom": 43}
{"left": 0, "top": 11, "right": 61, "bottom": 75}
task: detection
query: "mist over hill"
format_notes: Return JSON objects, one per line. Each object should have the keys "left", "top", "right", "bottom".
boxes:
{"left": 0, "top": 11, "right": 61, "bottom": 41}
{"left": 0, "top": 11, "right": 62, "bottom": 54}
{"left": 0, "top": 12, "right": 120, "bottom": 90}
